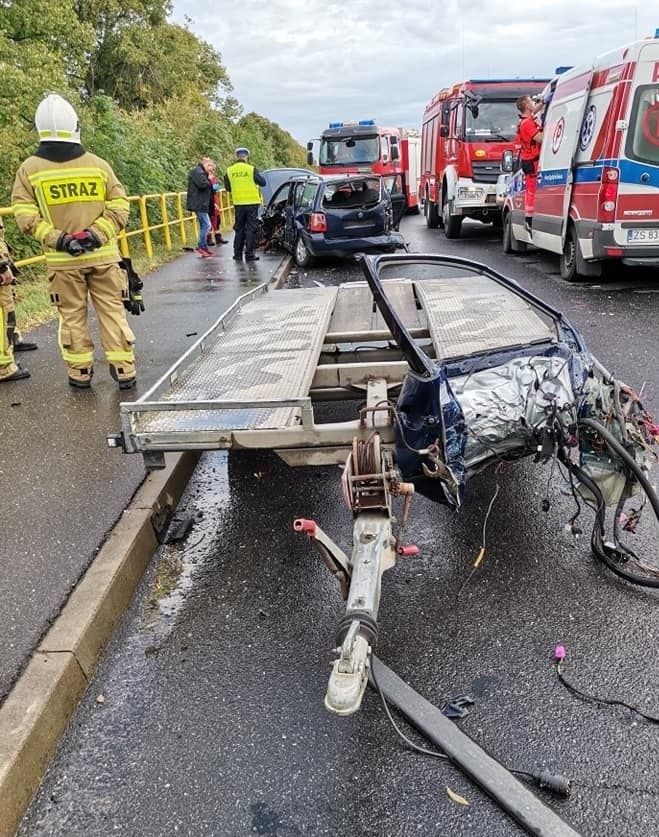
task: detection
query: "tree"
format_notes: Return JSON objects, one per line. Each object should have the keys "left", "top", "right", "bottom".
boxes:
{"left": 236, "top": 113, "right": 308, "bottom": 170}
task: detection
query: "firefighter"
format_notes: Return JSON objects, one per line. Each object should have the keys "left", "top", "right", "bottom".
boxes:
{"left": 12, "top": 93, "right": 136, "bottom": 389}
{"left": 223, "top": 147, "right": 266, "bottom": 261}
{"left": 516, "top": 95, "right": 544, "bottom": 233}
{"left": 0, "top": 219, "right": 30, "bottom": 383}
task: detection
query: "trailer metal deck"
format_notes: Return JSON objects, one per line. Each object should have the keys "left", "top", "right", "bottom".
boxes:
{"left": 112, "top": 274, "right": 556, "bottom": 468}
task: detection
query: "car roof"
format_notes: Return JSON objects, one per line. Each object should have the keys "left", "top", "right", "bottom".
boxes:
{"left": 285, "top": 173, "right": 382, "bottom": 185}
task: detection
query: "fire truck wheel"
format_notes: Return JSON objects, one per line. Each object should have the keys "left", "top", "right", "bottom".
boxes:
{"left": 560, "top": 224, "right": 580, "bottom": 282}
{"left": 442, "top": 198, "right": 462, "bottom": 239}
{"left": 425, "top": 195, "right": 440, "bottom": 229}
{"left": 294, "top": 234, "right": 314, "bottom": 268}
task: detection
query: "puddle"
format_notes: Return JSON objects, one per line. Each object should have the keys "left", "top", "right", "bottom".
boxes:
{"left": 146, "top": 451, "right": 230, "bottom": 627}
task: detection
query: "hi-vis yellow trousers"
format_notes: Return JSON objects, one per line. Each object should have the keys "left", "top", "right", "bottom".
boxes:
{"left": 49, "top": 262, "right": 136, "bottom": 384}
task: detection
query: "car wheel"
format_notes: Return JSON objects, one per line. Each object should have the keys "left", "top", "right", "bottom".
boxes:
{"left": 442, "top": 197, "right": 462, "bottom": 239}
{"left": 503, "top": 212, "right": 526, "bottom": 254}
{"left": 425, "top": 193, "right": 440, "bottom": 229}
{"left": 560, "top": 224, "right": 581, "bottom": 282}
{"left": 294, "top": 234, "right": 314, "bottom": 268}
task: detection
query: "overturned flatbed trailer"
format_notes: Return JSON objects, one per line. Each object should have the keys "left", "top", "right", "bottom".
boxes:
{"left": 109, "top": 254, "right": 658, "bottom": 837}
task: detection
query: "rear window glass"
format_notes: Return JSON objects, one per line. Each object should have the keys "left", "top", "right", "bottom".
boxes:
{"left": 626, "top": 84, "right": 659, "bottom": 166}
{"left": 322, "top": 178, "right": 382, "bottom": 206}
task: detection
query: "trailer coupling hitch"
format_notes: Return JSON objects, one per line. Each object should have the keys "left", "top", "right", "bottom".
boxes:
{"left": 325, "top": 618, "right": 372, "bottom": 716}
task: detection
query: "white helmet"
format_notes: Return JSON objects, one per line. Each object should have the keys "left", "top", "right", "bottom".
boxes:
{"left": 34, "top": 94, "right": 80, "bottom": 143}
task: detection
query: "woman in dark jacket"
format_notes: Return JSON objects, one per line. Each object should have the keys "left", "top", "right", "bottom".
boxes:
{"left": 186, "top": 155, "right": 214, "bottom": 257}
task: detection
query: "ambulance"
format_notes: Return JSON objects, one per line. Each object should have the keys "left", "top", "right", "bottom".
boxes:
{"left": 502, "top": 34, "right": 659, "bottom": 280}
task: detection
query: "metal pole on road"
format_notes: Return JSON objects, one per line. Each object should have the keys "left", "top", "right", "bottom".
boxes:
{"left": 370, "top": 656, "right": 582, "bottom": 837}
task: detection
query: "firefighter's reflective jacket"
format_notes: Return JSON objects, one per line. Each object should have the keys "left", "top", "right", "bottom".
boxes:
{"left": 12, "top": 150, "right": 130, "bottom": 270}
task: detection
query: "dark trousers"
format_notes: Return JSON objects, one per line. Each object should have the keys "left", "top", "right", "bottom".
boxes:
{"left": 233, "top": 204, "right": 259, "bottom": 256}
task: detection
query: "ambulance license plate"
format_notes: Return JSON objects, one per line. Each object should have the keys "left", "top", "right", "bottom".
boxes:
{"left": 626, "top": 228, "right": 659, "bottom": 242}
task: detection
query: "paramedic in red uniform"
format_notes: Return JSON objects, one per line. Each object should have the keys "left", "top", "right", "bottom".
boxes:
{"left": 516, "top": 95, "right": 544, "bottom": 232}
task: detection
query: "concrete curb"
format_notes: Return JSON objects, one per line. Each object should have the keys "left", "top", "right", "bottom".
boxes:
{"left": 270, "top": 254, "right": 293, "bottom": 289}
{"left": 0, "top": 451, "right": 200, "bottom": 837}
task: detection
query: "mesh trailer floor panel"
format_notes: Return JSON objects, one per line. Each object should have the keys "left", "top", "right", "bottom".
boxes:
{"left": 116, "top": 274, "right": 556, "bottom": 459}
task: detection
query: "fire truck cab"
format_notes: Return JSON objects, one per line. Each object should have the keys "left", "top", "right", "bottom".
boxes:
{"left": 308, "top": 121, "right": 421, "bottom": 212}
{"left": 420, "top": 79, "right": 549, "bottom": 238}
{"left": 502, "top": 34, "right": 659, "bottom": 280}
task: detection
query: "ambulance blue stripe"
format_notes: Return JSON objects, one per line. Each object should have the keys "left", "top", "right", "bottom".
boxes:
{"left": 618, "top": 159, "right": 659, "bottom": 188}
{"left": 538, "top": 158, "right": 659, "bottom": 189}
{"left": 537, "top": 170, "right": 569, "bottom": 188}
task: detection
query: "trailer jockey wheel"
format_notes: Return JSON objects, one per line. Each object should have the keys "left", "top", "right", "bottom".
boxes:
{"left": 641, "top": 103, "right": 659, "bottom": 147}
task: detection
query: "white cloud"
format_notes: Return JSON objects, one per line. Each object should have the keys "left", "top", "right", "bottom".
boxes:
{"left": 170, "top": 1, "right": 657, "bottom": 146}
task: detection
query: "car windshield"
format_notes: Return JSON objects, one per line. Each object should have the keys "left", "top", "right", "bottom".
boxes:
{"left": 625, "top": 84, "right": 659, "bottom": 166}
{"left": 322, "top": 178, "right": 382, "bottom": 207}
{"left": 464, "top": 100, "right": 520, "bottom": 142}
{"left": 319, "top": 136, "right": 380, "bottom": 166}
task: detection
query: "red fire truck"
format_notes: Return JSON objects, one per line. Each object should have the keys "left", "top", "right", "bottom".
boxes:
{"left": 420, "top": 79, "right": 549, "bottom": 237}
{"left": 307, "top": 121, "right": 421, "bottom": 211}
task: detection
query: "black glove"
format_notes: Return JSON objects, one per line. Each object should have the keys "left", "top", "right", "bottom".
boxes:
{"left": 56, "top": 232, "right": 85, "bottom": 257}
{"left": 71, "top": 229, "right": 102, "bottom": 251}
{"left": 119, "top": 258, "right": 145, "bottom": 315}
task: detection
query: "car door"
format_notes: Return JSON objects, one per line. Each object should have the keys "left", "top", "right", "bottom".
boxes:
{"left": 261, "top": 181, "right": 293, "bottom": 250}
{"left": 382, "top": 173, "right": 406, "bottom": 229}
{"left": 284, "top": 181, "right": 309, "bottom": 250}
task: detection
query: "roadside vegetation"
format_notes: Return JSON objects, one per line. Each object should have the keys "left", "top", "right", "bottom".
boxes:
{"left": 0, "top": 0, "right": 309, "bottom": 329}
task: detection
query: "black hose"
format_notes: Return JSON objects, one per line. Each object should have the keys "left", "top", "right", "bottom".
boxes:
{"left": 569, "top": 417, "right": 659, "bottom": 588}
{"left": 579, "top": 417, "right": 659, "bottom": 523}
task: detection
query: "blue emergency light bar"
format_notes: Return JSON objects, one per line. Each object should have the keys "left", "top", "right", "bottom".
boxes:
{"left": 328, "top": 119, "right": 376, "bottom": 128}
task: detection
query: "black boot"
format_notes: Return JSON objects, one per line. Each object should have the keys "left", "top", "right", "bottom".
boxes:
{"left": 109, "top": 363, "right": 136, "bottom": 390}
{"left": 68, "top": 367, "right": 93, "bottom": 388}
{"left": 0, "top": 366, "right": 30, "bottom": 382}
{"left": 14, "top": 340, "right": 38, "bottom": 352}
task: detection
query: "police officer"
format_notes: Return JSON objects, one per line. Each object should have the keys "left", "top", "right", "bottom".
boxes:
{"left": 224, "top": 147, "right": 266, "bottom": 261}
{"left": 12, "top": 93, "right": 135, "bottom": 389}
{"left": 0, "top": 218, "right": 30, "bottom": 383}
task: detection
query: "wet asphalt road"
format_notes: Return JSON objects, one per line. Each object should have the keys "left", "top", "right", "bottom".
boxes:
{"left": 18, "top": 217, "right": 659, "bottom": 837}
{"left": 0, "top": 248, "right": 281, "bottom": 701}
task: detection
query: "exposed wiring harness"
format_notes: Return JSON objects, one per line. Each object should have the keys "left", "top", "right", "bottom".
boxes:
{"left": 553, "top": 645, "right": 659, "bottom": 725}
{"left": 376, "top": 371, "right": 659, "bottom": 587}
{"left": 557, "top": 406, "right": 659, "bottom": 588}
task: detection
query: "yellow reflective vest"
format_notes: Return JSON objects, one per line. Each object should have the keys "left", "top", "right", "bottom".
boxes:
{"left": 225, "top": 161, "right": 262, "bottom": 205}
{"left": 12, "top": 150, "right": 129, "bottom": 271}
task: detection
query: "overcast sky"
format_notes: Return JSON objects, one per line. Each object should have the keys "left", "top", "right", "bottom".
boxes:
{"left": 170, "top": 1, "right": 657, "bottom": 148}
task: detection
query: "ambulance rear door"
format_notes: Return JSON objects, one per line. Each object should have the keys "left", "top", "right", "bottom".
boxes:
{"left": 534, "top": 67, "right": 593, "bottom": 254}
